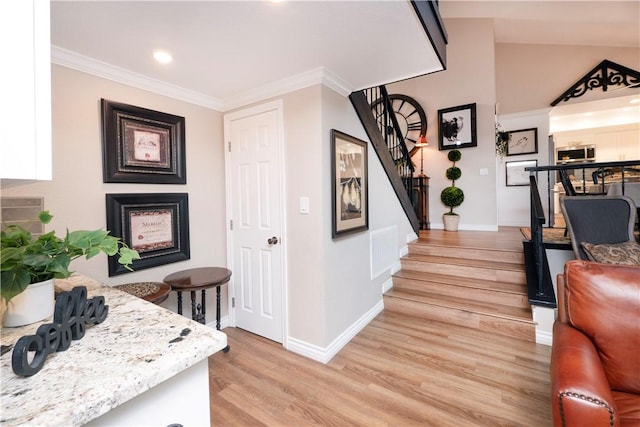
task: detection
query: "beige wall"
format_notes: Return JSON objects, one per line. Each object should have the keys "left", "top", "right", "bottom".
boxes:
{"left": 2, "top": 65, "right": 227, "bottom": 318}
{"left": 388, "top": 18, "right": 498, "bottom": 230}
{"left": 388, "top": 21, "right": 639, "bottom": 228}
{"left": 249, "top": 85, "right": 414, "bottom": 348}
{"left": 281, "top": 86, "right": 327, "bottom": 344}
{"left": 496, "top": 43, "right": 640, "bottom": 114}
{"left": 320, "top": 86, "right": 415, "bottom": 345}
{"left": 20, "top": 64, "right": 414, "bottom": 352}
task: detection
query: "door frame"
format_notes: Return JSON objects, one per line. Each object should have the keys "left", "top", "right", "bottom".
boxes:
{"left": 223, "top": 99, "right": 288, "bottom": 345}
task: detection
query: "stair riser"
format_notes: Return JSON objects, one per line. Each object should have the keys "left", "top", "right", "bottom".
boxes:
{"left": 401, "top": 259, "right": 526, "bottom": 284}
{"left": 393, "top": 277, "right": 529, "bottom": 309}
{"left": 409, "top": 244, "right": 524, "bottom": 264}
{"left": 384, "top": 296, "right": 535, "bottom": 342}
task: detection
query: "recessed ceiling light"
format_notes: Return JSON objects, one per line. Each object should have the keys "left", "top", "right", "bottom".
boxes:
{"left": 630, "top": 98, "right": 640, "bottom": 104}
{"left": 153, "top": 50, "right": 173, "bottom": 64}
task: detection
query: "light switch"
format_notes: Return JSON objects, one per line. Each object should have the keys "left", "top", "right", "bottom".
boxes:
{"left": 299, "top": 197, "right": 310, "bottom": 214}
{"left": 480, "top": 168, "right": 489, "bottom": 176}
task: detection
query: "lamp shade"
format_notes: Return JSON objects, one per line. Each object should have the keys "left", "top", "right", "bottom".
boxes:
{"left": 415, "top": 135, "right": 428, "bottom": 147}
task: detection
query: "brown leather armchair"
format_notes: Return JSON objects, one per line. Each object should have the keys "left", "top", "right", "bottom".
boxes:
{"left": 551, "top": 260, "right": 640, "bottom": 427}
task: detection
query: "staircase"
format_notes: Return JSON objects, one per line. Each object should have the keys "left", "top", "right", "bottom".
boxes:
{"left": 384, "top": 228, "right": 537, "bottom": 342}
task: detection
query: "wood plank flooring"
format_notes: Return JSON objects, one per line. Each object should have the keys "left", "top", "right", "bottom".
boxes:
{"left": 209, "top": 312, "right": 552, "bottom": 426}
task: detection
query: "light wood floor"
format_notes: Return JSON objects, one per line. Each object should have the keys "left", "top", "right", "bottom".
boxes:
{"left": 209, "top": 311, "right": 552, "bottom": 426}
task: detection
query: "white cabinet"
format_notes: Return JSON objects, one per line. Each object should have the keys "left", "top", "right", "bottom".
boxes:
{"left": 595, "top": 129, "right": 640, "bottom": 162}
{"left": 0, "top": 0, "right": 52, "bottom": 181}
{"left": 555, "top": 124, "right": 640, "bottom": 163}
{"left": 619, "top": 130, "right": 640, "bottom": 161}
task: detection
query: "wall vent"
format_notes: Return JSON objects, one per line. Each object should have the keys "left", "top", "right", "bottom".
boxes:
{"left": 370, "top": 225, "right": 398, "bottom": 280}
{"left": 1, "top": 197, "right": 44, "bottom": 236}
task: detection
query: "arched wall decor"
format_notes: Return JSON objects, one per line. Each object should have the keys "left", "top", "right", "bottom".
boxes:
{"left": 550, "top": 59, "right": 640, "bottom": 106}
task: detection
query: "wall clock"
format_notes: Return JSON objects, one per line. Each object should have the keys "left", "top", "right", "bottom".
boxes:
{"left": 370, "top": 94, "right": 427, "bottom": 156}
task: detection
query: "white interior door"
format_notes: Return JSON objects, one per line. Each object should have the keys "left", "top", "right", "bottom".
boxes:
{"left": 225, "top": 101, "right": 284, "bottom": 343}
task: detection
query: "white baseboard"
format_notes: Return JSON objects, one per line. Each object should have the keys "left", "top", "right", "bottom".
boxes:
{"left": 536, "top": 330, "right": 553, "bottom": 346}
{"left": 382, "top": 277, "right": 393, "bottom": 293}
{"left": 207, "top": 315, "right": 229, "bottom": 331}
{"left": 399, "top": 244, "right": 409, "bottom": 258}
{"left": 286, "top": 300, "right": 384, "bottom": 364}
{"left": 499, "top": 220, "right": 529, "bottom": 227}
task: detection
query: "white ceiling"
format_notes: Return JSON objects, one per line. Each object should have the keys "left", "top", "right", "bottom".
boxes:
{"left": 51, "top": 1, "right": 442, "bottom": 110}
{"left": 50, "top": 1, "right": 640, "bottom": 111}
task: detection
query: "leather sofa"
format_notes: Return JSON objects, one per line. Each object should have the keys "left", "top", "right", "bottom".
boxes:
{"left": 551, "top": 260, "right": 640, "bottom": 426}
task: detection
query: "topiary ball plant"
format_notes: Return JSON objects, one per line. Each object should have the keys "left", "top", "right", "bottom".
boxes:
{"left": 440, "top": 149, "right": 464, "bottom": 215}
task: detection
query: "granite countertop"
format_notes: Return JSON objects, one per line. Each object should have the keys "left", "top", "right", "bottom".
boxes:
{"left": 0, "top": 274, "right": 227, "bottom": 426}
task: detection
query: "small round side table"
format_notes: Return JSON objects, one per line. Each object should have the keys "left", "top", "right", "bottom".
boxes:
{"left": 113, "top": 282, "right": 171, "bottom": 305}
{"left": 163, "top": 267, "right": 231, "bottom": 352}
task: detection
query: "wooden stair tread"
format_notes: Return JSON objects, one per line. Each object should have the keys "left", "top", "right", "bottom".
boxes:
{"left": 393, "top": 269, "right": 526, "bottom": 295}
{"left": 390, "top": 228, "right": 535, "bottom": 342}
{"left": 411, "top": 238, "right": 523, "bottom": 253}
{"left": 416, "top": 227, "right": 525, "bottom": 252}
{"left": 385, "top": 288, "right": 533, "bottom": 322}
{"left": 403, "top": 253, "right": 526, "bottom": 272}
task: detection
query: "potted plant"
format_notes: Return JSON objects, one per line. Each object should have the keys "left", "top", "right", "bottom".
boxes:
{"left": 440, "top": 149, "right": 464, "bottom": 231}
{"left": 1, "top": 211, "right": 139, "bottom": 327}
{"left": 495, "top": 123, "right": 510, "bottom": 159}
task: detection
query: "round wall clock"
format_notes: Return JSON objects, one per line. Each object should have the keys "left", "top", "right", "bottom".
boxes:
{"left": 370, "top": 94, "right": 427, "bottom": 155}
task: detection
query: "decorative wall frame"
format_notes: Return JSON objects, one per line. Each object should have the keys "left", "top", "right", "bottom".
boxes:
{"left": 106, "top": 193, "right": 190, "bottom": 275}
{"left": 331, "top": 130, "right": 368, "bottom": 238}
{"left": 101, "top": 99, "right": 186, "bottom": 184}
{"left": 438, "top": 103, "right": 477, "bottom": 150}
{"left": 506, "top": 128, "right": 538, "bottom": 156}
{"left": 506, "top": 160, "right": 537, "bottom": 187}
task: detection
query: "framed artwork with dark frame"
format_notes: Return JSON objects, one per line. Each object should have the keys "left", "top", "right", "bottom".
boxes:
{"left": 507, "top": 127, "right": 538, "bottom": 156}
{"left": 106, "top": 193, "right": 190, "bottom": 276}
{"left": 438, "top": 103, "right": 477, "bottom": 150}
{"left": 331, "top": 129, "right": 368, "bottom": 238}
{"left": 101, "top": 99, "right": 186, "bottom": 184}
{"left": 506, "top": 159, "right": 537, "bottom": 187}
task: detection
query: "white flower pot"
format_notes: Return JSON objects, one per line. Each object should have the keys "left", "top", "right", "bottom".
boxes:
{"left": 3, "top": 279, "right": 55, "bottom": 328}
{"left": 443, "top": 214, "right": 460, "bottom": 232}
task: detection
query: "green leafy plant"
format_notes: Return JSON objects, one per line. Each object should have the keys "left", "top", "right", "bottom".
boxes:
{"left": 1, "top": 211, "right": 139, "bottom": 304}
{"left": 495, "top": 123, "right": 510, "bottom": 158}
{"left": 440, "top": 149, "right": 464, "bottom": 215}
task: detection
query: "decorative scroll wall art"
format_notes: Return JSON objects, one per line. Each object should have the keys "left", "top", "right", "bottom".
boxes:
{"left": 331, "top": 130, "right": 369, "bottom": 238}
{"left": 102, "top": 99, "right": 186, "bottom": 184}
{"left": 550, "top": 60, "right": 640, "bottom": 106}
{"left": 106, "top": 193, "right": 190, "bottom": 275}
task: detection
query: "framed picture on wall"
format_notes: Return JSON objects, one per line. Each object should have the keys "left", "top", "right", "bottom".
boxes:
{"left": 101, "top": 99, "right": 186, "bottom": 184}
{"left": 506, "top": 159, "right": 537, "bottom": 186}
{"left": 106, "top": 193, "right": 190, "bottom": 275}
{"left": 438, "top": 103, "right": 477, "bottom": 150}
{"left": 507, "top": 127, "right": 538, "bottom": 156}
{"left": 331, "top": 129, "right": 368, "bottom": 238}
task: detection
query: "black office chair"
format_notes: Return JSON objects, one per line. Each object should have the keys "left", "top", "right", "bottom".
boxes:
{"left": 560, "top": 195, "right": 637, "bottom": 260}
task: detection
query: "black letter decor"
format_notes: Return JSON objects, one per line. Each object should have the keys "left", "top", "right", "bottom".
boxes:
{"left": 11, "top": 286, "right": 109, "bottom": 377}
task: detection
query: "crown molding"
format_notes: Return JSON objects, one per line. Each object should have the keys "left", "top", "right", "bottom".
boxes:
{"left": 51, "top": 46, "right": 224, "bottom": 110}
{"left": 221, "top": 66, "right": 353, "bottom": 111}
{"left": 52, "top": 46, "right": 355, "bottom": 112}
